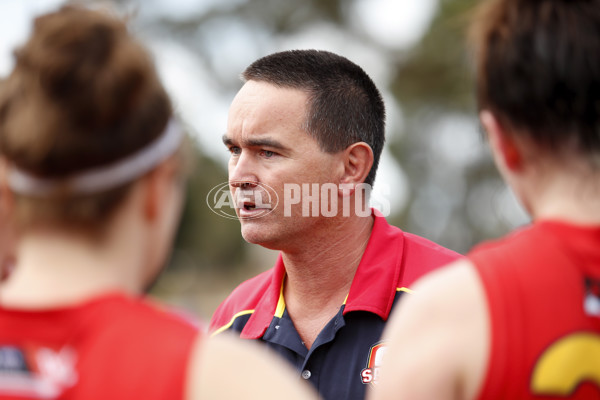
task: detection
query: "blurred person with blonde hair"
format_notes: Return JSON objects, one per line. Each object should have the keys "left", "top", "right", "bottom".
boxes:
{"left": 0, "top": 5, "right": 317, "bottom": 400}
{"left": 371, "top": 0, "right": 600, "bottom": 399}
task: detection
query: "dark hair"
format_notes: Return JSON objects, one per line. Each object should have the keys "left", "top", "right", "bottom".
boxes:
{"left": 470, "top": 0, "right": 600, "bottom": 159}
{"left": 242, "top": 49, "right": 386, "bottom": 185}
{"left": 0, "top": 5, "right": 172, "bottom": 227}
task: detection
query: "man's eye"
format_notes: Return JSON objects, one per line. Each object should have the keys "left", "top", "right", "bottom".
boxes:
{"left": 229, "top": 147, "right": 241, "bottom": 155}
{"left": 261, "top": 150, "right": 275, "bottom": 158}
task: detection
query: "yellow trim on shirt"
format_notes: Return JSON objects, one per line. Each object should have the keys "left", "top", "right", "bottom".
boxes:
{"left": 274, "top": 282, "right": 286, "bottom": 318}
{"left": 343, "top": 287, "right": 412, "bottom": 308}
{"left": 211, "top": 309, "right": 254, "bottom": 337}
{"left": 214, "top": 283, "right": 406, "bottom": 336}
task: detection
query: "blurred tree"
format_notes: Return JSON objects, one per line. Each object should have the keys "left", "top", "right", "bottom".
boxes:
{"left": 386, "top": 0, "right": 492, "bottom": 253}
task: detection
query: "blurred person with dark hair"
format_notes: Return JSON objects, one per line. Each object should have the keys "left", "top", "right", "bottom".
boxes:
{"left": 210, "top": 49, "right": 460, "bottom": 400}
{"left": 371, "top": 0, "right": 600, "bottom": 399}
{"left": 0, "top": 6, "right": 317, "bottom": 400}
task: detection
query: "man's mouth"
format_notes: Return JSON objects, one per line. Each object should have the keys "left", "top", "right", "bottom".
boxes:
{"left": 230, "top": 187, "right": 277, "bottom": 219}
{"left": 243, "top": 201, "right": 256, "bottom": 211}
{"left": 236, "top": 193, "right": 271, "bottom": 210}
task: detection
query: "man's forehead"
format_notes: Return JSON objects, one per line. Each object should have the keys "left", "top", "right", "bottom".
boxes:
{"left": 227, "top": 82, "right": 309, "bottom": 140}
{"left": 233, "top": 80, "right": 309, "bottom": 109}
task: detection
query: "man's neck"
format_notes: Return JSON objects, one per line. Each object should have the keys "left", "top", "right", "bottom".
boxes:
{"left": 281, "top": 214, "right": 374, "bottom": 348}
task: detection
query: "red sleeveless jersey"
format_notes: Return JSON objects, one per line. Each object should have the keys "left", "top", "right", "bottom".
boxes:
{"left": 0, "top": 293, "right": 199, "bottom": 400}
{"left": 469, "top": 221, "right": 600, "bottom": 399}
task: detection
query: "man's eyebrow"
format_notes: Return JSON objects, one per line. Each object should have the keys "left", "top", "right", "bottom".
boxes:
{"left": 222, "top": 134, "right": 288, "bottom": 151}
{"left": 222, "top": 134, "right": 233, "bottom": 146}
{"left": 245, "top": 137, "right": 287, "bottom": 150}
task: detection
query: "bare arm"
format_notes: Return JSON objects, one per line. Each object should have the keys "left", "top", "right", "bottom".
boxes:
{"left": 186, "top": 332, "right": 320, "bottom": 400}
{"left": 369, "top": 260, "right": 489, "bottom": 400}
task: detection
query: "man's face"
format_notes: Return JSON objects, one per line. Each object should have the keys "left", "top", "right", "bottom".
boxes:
{"left": 224, "top": 80, "right": 344, "bottom": 250}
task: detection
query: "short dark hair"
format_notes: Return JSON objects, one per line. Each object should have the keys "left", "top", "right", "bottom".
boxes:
{"left": 470, "top": 0, "right": 600, "bottom": 160}
{"left": 242, "top": 50, "right": 386, "bottom": 185}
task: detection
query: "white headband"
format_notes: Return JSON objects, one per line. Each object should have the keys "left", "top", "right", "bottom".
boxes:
{"left": 8, "top": 119, "right": 183, "bottom": 196}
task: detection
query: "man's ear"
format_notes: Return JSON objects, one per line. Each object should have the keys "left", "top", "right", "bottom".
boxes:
{"left": 339, "top": 142, "right": 374, "bottom": 187}
{"left": 480, "top": 110, "right": 522, "bottom": 171}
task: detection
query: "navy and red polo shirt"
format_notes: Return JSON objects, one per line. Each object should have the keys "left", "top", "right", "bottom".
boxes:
{"left": 209, "top": 213, "right": 460, "bottom": 400}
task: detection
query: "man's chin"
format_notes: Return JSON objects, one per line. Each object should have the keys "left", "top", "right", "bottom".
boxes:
{"left": 240, "top": 230, "right": 267, "bottom": 245}
{"left": 240, "top": 227, "right": 279, "bottom": 249}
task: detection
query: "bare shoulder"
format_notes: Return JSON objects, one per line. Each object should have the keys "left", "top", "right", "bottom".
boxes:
{"left": 405, "top": 258, "right": 485, "bottom": 320}
{"left": 384, "top": 259, "right": 487, "bottom": 346}
{"left": 370, "top": 259, "right": 489, "bottom": 400}
{"left": 186, "top": 333, "right": 320, "bottom": 400}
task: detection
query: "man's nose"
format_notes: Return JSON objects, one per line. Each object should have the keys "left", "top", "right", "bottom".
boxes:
{"left": 229, "top": 152, "right": 259, "bottom": 189}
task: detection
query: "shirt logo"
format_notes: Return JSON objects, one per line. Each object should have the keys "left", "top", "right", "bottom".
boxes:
{"left": 584, "top": 277, "right": 600, "bottom": 317}
{"left": 0, "top": 345, "right": 78, "bottom": 398}
{"left": 361, "top": 341, "right": 387, "bottom": 385}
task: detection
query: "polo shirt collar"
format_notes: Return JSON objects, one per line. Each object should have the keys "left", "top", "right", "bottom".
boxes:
{"left": 343, "top": 210, "right": 405, "bottom": 319}
{"left": 240, "top": 255, "right": 286, "bottom": 339}
{"left": 240, "top": 210, "right": 405, "bottom": 339}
